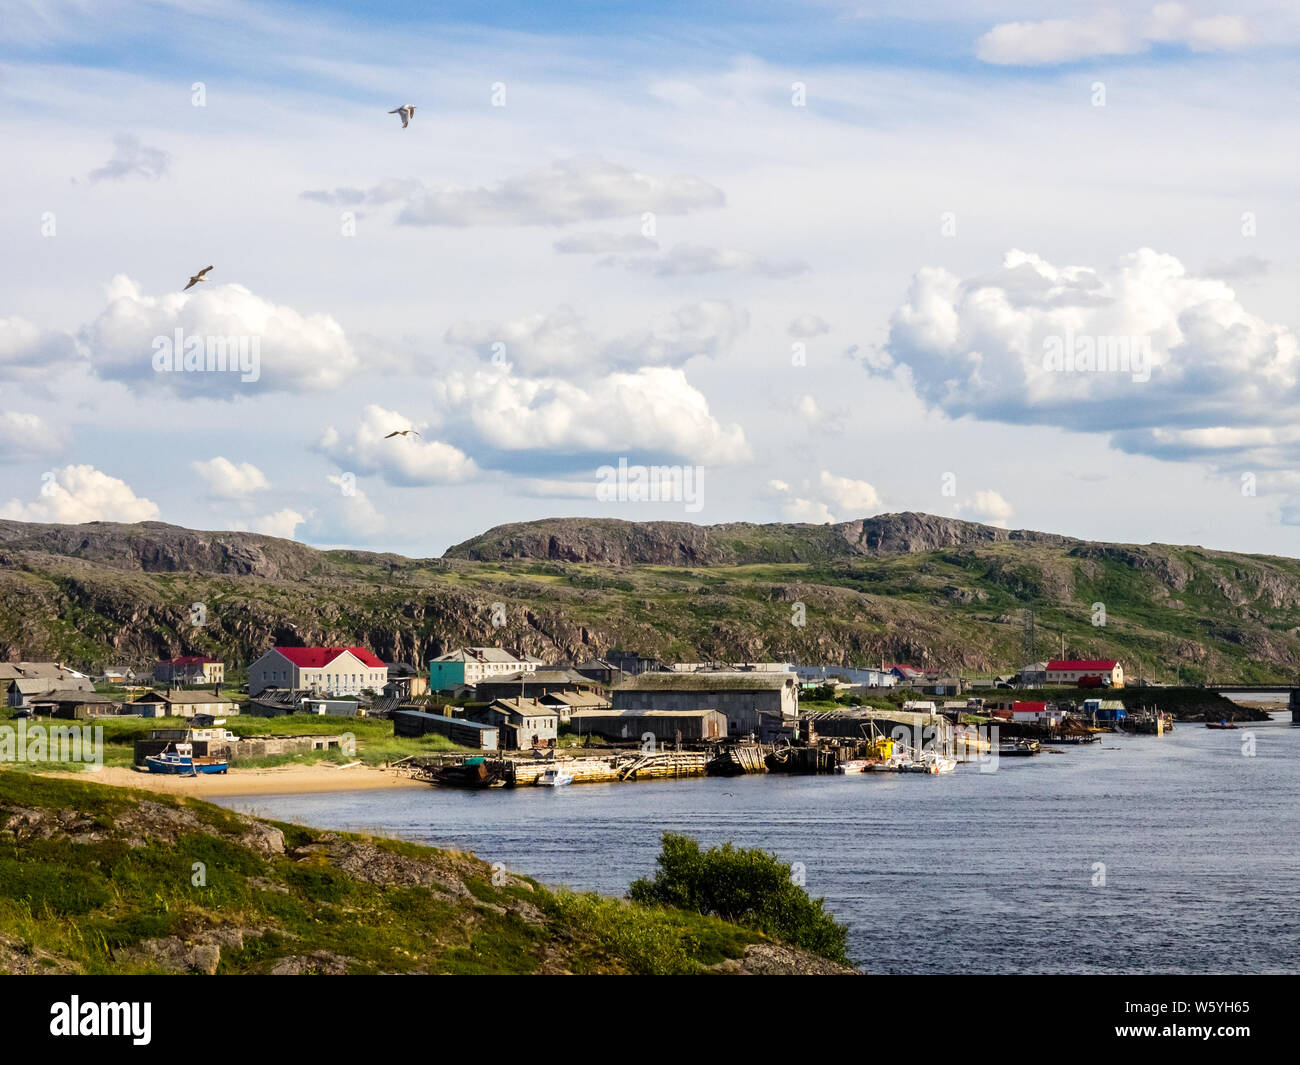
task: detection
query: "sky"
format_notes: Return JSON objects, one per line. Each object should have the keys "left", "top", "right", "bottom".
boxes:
{"left": 2, "top": 0, "right": 1299, "bottom": 558}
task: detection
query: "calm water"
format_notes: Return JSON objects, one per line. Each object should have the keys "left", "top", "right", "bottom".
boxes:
{"left": 217, "top": 715, "right": 1300, "bottom": 974}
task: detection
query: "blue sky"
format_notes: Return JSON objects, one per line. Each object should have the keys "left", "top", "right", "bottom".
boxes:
{"left": 2, "top": 1, "right": 1299, "bottom": 557}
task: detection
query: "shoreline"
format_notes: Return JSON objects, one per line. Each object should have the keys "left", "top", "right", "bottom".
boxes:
{"left": 35, "top": 762, "right": 426, "bottom": 797}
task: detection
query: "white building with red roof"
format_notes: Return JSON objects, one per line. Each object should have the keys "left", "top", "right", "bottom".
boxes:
{"left": 248, "top": 646, "right": 388, "bottom": 696}
{"left": 1046, "top": 659, "right": 1124, "bottom": 688}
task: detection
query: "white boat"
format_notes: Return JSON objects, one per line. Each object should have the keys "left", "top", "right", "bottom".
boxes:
{"left": 835, "top": 759, "right": 871, "bottom": 774}
{"left": 924, "top": 753, "right": 958, "bottom": 774}
{"left": 536, "top": 768, "right": 574, "bottom": 787}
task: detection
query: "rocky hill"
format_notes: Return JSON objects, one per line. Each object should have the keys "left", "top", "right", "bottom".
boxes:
{"left": 0, "top": 514, "right": 1297, "bottom": 682}
{"left": 443, "top": 513, "right": 1075, "bottom": 565}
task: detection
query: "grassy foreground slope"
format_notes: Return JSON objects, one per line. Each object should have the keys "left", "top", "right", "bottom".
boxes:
{"left": 0, "top": 773, "right": 852, "bottom": 975}
{"left": 1, "top": 514, "right": 1298, "bottom": 683}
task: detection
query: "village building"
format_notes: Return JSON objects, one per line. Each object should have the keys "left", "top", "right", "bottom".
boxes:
{"left": 428, "top": 648, "right": 541, "bottom": 691}
{"left": 887, "top": 664, "right": 928, "bottom": 686}
{"left": 568, "top": 708, "right": 727, "bottom": 743}
{"left": 793, "top": 664, "right": 896, "bottom": 688}
{"left": 1009, "top": 700, "right": 1048, "bottom": 722}
{"left": 1046, "top": 659, "right": 1124, "bottom": 688}
{"left": 29, "top": 690, "right": 121, "bottom": 719}
{"left": 300, "top": 697, "right": 363, "bottom": 717}
{"left": 474, "top": 667, "right": 605, "bottom": 703}
{"left": 467, "top": 697, "right": 558, "bottom": 749}
{"left": 383, "top": 662, "right": 428, "bottom": 701}
{"left": 670, "top": 661, "right": 791, "bottom": 673}
{"left": 154, "top": 656, "right": 225, "bottom": 685}
{"left": 611, "top": 671, "right": 799, "bottom": 737}
{"left": 574, "top": 657, "right": 627, "bottom": 687}
{"left": 537, "top": 688, "right": 613, "bottom": 724}
{"left": 3, "top": 663, "right": 95, "bottom": 708}
{"left": 605, "top": 650, "right": 669, "bottom": 676}
{"left": 393, "top": 709, "right": 500, "bottom": 750}
{"left": 248, "top": 646, "right": 388, "bottom": 696}
{"left": 133, "top": 688, "right": 238, "bottom": 719}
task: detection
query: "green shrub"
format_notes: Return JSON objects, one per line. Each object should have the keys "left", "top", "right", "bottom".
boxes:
{"left": 543, "top": 890, "right": 696, "bottom": 975}
{"left": 629, "top": 832, "right": 849, "bottom": 964}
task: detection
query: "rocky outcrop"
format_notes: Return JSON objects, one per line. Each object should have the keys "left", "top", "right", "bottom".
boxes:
{"left": 443, "top": 513, "right": 1077, "bottom": 566}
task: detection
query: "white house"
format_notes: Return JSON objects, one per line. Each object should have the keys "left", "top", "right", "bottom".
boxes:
{"left": 248, "top": 646, "right": 388, "bottom": 696}
{"left": 1045, "top": 659, "right": 1124, "bottom": 688}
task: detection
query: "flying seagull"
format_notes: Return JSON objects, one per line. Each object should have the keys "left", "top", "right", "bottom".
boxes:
{"left": 183, "top": 265, "right": 213, "bottom": 291}
{"left": 384, "top": 429, "right": 420, "bottom": 439}
{"left": 388, "top": 104, "right": 415, "bottom": 128}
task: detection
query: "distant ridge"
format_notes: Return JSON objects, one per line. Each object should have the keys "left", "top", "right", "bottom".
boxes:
{"left": 0, "top": 513, "right": 1297, "bottom": 682}
{"left": 442, "top": 513, "right": 1078, "bottom": 566}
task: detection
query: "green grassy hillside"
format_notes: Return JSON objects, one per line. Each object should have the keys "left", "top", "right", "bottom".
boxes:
{"left": 1, "top": 516, "right": 1298, "bottom": 683}
{"left": 0, "top": 772, "right": 851, "bottom": 975}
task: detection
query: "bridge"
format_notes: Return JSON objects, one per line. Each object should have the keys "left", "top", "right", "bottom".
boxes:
{"left": 1200, "top": 685, "right": 1300, "bottom": 724}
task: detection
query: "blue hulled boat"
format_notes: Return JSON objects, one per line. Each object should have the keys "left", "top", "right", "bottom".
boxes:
{"left": 144, "top": 742, "right": 229, "bottom": 776}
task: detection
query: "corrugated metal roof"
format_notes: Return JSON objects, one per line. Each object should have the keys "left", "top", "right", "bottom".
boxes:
{"left": 615, "top": 672, "right": 794, "bottom": 692}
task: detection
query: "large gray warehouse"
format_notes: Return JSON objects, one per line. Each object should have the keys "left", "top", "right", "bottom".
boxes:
{"left": 610, "top": 672, "right": 798, "bottom": 737}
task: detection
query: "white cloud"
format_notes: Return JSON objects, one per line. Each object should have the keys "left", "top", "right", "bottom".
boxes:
{"left": 191, "top": 457, "right": 270, "bottom": 499}
{"left": 781, "top": 496, "right": 836, "bottom": 524}
{"left": 0, "top": 464, "right": 159, "bottom": 523}
{"left": 881, "top": 247, "right": 1299, "bottom": 444}
{"left": 818, "top": 471, "right": 880, "bottom": 514}
{"left": 432, "top": 366, "right": 750, "bottom": 467}
{"left": 553, "top": 232, "right": 659, "bottom": 254}
{"left": 317, "top": 404, "right": 479, "bottom": 486}
{"left": 302, "top": 155, "right": 725, "bottom": 227}
{"left": 87, "top": 132, "right": 170, "bottom": 183}
{"left": 977, "top": 5, "right": 1250, "bottom": 66}
{"left": 299, "top": 475, "right": 387, "bottom": 542}
{"left": 229, "top": 507, "right": 305, "bottom": 539}
{"left": 0, "top": 411, "right": 67, "bottom": 462}
{"left": 606, "top": 243, "right": 809, "bottom": 279}
{"left": 792, "top": 394, "right": 822, "bottom": 421}
{"left": 0, "top": 316, "right": 82, "bottom": 382}
{"left": 789, "top": 314, "right": 830, "bottom": 338}
{"left": 446, "top": 300, "right": 748, "bottom": 377}
{"left": 768, "top": 470, "right": 881, "bottom": 523}
{"left": 955, "top": 489, "right": 1013, "bottom": 528}
{"left": 81, "top": 275, "right": 359, "bottom": 396}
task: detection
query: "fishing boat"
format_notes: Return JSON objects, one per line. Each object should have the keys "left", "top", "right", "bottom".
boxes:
{"left": 144, "top": 742, "right": 228, "bottom": 776}
{"left": 923, "top": 752, "right": 958, "bottom": 773}
{"left": 428, "top": 756, "right": 507, "bottom": 788}
{"left": 536, "top": 768, "right": 574, "bottom": 786}
{"left": 835, "top": 759, "right": 871, "bottom": 774}
{"left": 998, "top": 738, "right": 1041, "bottom": 757}
{"left": 1205, "top": 720, "right": 1238, "bottom": 730}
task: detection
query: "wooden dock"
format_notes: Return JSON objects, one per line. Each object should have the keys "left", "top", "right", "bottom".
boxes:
{"left": 508, "top": 752, "right": 707, "bottom": 786}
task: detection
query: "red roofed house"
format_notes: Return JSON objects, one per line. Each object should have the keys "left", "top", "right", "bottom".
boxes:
{"left": 887, "top": 665, "right": 927, "bottom": 685}
{"left": 1011, "top": 701, "right": 1048, "bottom": 722}
{"left": 1046, "top": 659, "right": 1124, "bottom": 688}
{"left": 249, "top": 646, "right": 388, "bottom": 696}
{"left": 154, "top": 656, "right": 225, "bottom": 686}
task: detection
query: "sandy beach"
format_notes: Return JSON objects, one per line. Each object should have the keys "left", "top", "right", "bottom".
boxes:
{"left": 40, "top": 762, "right": 427, "bottom": 797}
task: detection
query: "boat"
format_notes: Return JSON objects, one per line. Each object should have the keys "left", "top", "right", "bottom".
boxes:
{"left": 144, "top": 742, "right": 228, "bottom": 776}
{"left": 835, "top": 759, "right": 871, "bottom": 774}
{"left": 428, "top": 756, "right": 507, "bottom": 788}
{"left": 998, "top": 738, "right": 1041, "bottom": 757}
{"left": 1205, "top": 720, "right": 1239, "bottom": 730}
{"left": 536, "top": 768, "right": 574, "bottom": 786}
